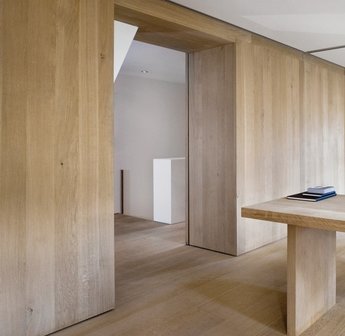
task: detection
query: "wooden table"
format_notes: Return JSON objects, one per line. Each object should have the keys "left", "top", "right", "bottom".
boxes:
{"left": 242, "top": 195, "right": 345, "bottom": 336}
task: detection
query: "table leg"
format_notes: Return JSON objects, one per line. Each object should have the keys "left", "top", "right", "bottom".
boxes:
{"left": 287, "top": 225, "right": 336, "bottom": 336}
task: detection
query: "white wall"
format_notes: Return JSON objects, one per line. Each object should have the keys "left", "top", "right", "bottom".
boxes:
{"left": 114, "top": 74, "right": 186, "bottom": 219}
{"left": 113, "top": 21, "right": 138, "bottom": 81}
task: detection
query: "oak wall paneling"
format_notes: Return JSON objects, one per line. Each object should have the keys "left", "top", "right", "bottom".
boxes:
{"left": 0, "top": 1, "right": 27, "bottom": 333}
{"left": 26, "top": 2, "right": 56, "bottom": 334}
{"left": 188, "top": 44, "right": 237, "bottom": 255}
{"left": 0, "top": 1, "right": 114, "bottom": 335}
{"left": 300, "top": 57, "right": 345, "bottom": 190}
{"left": 236, "top": 39, "right": 301, "bottom": 253}
{"left": 236, "top": 38, "right": 345, "bottom": 254}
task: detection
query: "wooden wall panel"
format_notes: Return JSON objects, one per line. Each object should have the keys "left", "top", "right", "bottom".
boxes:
{"left": 0, "top": 1, "right": 114, "bottom": 335}
{"left": 189, "top": 44, "right": 237, "bottom": 255}
{"left": 26, "top": 1, "right": 56, "bottom": 334}
{"left": 54, "top": 0, "right": 81, "bottom": 329}
{"left": 300, "top": 58, "right": 345, "bottom": 192}
{"left": 236, "top": 40, "right": 301, "bottom": 254}
{"left": 236, "top": 39, "right": 345, "bottom": 254}
{"left": 97, "top": 0, "right": 116, "bottom": 314}
{"left": 0, "top": 1, "right": 27, "bottom": 333}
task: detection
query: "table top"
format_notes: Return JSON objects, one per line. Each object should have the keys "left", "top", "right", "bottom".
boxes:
{"left": 241, "top": 195, "right": 345, "bottom": 232}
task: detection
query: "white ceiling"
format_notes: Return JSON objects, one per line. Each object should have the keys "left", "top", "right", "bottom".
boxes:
{"left": 119, "top": 40, "right": 186, "bottom": 84}
{"left": 170, "top": 0, "right": 345, "bottom": 67}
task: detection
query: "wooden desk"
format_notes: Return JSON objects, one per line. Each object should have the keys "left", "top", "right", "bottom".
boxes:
{"left": 242, "top": 195, "right": 345, "bottom": 336}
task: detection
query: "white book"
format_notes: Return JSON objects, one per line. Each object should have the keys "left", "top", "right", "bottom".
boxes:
{"left": 306, "top": 186, "right": 335, "bottom": 194}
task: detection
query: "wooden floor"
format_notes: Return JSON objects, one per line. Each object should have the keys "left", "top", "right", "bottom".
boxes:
{"left": 52, "top": 215, "right": 345, "bottom": 336}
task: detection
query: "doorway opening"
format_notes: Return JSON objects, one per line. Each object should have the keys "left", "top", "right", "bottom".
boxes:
{"left": 114, "top": 37, "right": 188, "bottom": 239}
{"left": 113, "top": 34, "right": 189, "bottom": 306}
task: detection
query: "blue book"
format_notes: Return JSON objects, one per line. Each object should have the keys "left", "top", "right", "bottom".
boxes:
{"left": 286, "top": 191, "right": 336, "bottom": 202}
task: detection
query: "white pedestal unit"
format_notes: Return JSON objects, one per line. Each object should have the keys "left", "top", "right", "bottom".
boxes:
{"left": 153, "top": 158, "right": 185, "bottom": 224}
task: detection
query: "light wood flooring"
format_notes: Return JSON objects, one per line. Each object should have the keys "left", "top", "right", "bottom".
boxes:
{"left": 52, "top": 215, "right": 345, "bottom": 336}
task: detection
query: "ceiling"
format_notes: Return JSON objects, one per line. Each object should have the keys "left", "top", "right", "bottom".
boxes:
{"left": 170, "top": 0, "right": 345, "bottom": 67}
{"left": 119, "top": 40, "right": 186, "bottom": 83}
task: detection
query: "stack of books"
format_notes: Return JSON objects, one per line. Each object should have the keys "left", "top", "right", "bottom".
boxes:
{"left": 287, "top": 186, "right": 337, "bottom": 202}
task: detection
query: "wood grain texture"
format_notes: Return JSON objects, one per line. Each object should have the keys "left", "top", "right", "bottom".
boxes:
{"left": 97, "top": 0, "right": 116, "bottom": 314}
{"left": 236, "top": 38, "right": 345, "bottom": 254}
{"left": 0, "top": 1, "right": 114, "bottom": 335}
{"left": 0, "top": 1, "right": 27, "bottom": 333}
{"left": 242, "top": 195, "right": 345, "bottom": 232}
{"left": 236, "top": 39, "right": 301, "bottom": 254}
{"left": 50, "top": 215, "right": 345, "bottom": 336}
{"left": 242, "top": 197, "right": 339, "bottom": 335}
{"left": 26, "top": 1, "right": 56, "bottom": 334}
{"left": 114, "top": 0, "right": 250, "bottom": 52}
{"left": 300, "top": 56, "right": 345, "bottom": 189}
{"left": 287, "top": 226, "right": 336, "bottom": 336}
{"left": 53, "top": 215, "right": 290, "bottom": 336}
{"left": 189, "top": 45, "right": 237, "bottom": 255}
{"left": 54, "top": 0, "right": 80, "bottom": 329}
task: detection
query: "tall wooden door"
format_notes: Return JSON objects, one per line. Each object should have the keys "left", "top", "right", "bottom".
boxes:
{"left": 188, "top": 44, "right": 237, "bottom": 255}
{"left": 0, "top": 1, "right": 114, "bottom": 335}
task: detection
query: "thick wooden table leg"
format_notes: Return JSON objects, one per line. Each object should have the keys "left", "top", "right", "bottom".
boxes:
{"left": 287, "top": 225, "right": 336, "bottom": 336}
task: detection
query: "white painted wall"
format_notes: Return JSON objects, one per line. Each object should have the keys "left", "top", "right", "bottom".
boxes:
{"left": 114, "top": 21, "right": 138, "bottom": 81}
{"left": 114, "top": 74, "right": 186, "bottom": 219}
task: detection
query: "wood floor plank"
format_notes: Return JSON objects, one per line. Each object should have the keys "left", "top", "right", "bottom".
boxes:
{"left": 52, "top": 215, "right": 345, "bottom": 336}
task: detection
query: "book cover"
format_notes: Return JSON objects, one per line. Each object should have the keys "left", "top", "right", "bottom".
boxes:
{"left": 287, "top": 191, "right": 336, "bottom": 202}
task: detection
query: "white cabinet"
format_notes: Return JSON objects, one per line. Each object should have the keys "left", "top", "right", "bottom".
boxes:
{"left": 153, "top": 158, "right": 185, "bottom": 224}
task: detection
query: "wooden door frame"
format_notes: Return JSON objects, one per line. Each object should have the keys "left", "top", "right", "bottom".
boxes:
{"left": 113, "top": 0, "right": 250, "bottom": 53}
{"left": 113, "top": 0, "right": 247, "bottom": 245}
